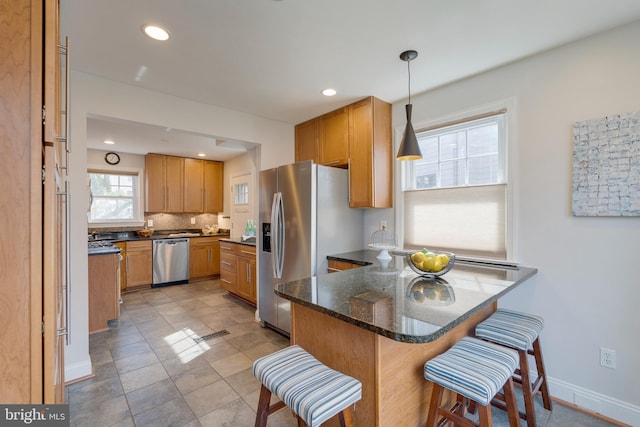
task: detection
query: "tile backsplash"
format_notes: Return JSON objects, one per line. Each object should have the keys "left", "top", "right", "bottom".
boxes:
{"left": 144, "top": 213, "right": 219, "bottom": 231}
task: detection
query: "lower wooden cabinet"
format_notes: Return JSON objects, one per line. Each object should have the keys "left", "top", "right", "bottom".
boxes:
{"left": 219, "top": 241, "right": 256, "bottom": 304}
{"left": 125, "top": 240, "right": 152, "bottom": 290}
{"left": 88, "top": 253, "right": 121, "bottom": 333}
{"left": 327, "top": 259, "right": 364, "bottom": 273}
{"left": 190, "top": 237, "right": 221, "bottom": 280}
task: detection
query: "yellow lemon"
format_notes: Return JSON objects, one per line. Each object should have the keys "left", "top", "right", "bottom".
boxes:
{"left": 432, "top": 258, "right": 444, "bottom": 272}
{"left": 421, "top": 253, "right": 437, "bottom": 271}
{"left": 436, "top": 253, "right": 450, "bottom": 266}
{"left": 411, "top": 251, "right": 426, "bottom": 265}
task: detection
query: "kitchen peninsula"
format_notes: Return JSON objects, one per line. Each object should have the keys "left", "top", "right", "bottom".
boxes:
{"left": 275, "top": 253, "right": 537, "bottom": 426}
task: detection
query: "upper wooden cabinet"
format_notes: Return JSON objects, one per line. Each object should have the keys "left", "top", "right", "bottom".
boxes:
{"left": 203, "top": 160, "right": 223, "bottom": 213}
{"left": 145, "top": 154, "right": 184, "bottom": 212}
{"left": 294, "top": 118, "right": 318, "bottom": 163}
{"left": 146, "top": 154, "right": 222, "bottom": 213}
{"left": 348, "top": 97, "right": 392, "bottom": 208}
{"left": 319, "top": 107, "right": 350, "bottom": 167}
{"left": 294, "top": 96, "right": 392, "bottom": 208}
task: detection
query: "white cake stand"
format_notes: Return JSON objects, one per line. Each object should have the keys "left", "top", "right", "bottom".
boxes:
{"left": 368, "top": 244, "right": 396, "bottom": 260}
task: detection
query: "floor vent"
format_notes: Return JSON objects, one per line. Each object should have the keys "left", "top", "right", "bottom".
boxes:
{"left": 193, "top": 329, "right": 230, "bottom": 343}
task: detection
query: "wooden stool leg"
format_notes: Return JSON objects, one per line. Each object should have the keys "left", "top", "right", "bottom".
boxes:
{"left": 533, "top": 338, "right": 552, "bottom": 410}
{"left": 338, "top": 406, "right": 354, "bottom": 427}
{"left": 503, "top": 377, "right": 520, "bottom": 427}
{"left": 518, "top": 348, "right": 537, "bottom": 427}
{"left": 297, "top": 415, "right": 306, "bottom": 426}
{"left": 255, "top": 385, "right": 272, "bottom": 427}
{"left": 426, "top": 383, "right": 444, "bottom": 427}
{"left": 477, "top": 404, "right": 493, "bottom": 427}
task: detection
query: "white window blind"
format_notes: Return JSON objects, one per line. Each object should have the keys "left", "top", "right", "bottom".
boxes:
{"left": 403, "top": 184, "right": 507, "bottom": 259}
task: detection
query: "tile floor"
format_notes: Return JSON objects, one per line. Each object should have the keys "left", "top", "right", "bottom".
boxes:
{"left": 68, "top": 280, "right": 621, "bottom": 427}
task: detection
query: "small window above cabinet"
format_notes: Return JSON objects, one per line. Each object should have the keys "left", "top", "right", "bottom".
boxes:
{"left": 294, "top": 96, "right": 392, "bottom": 208}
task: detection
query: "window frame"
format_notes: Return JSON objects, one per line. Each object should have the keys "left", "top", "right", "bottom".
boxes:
{"left": 87, "top": 165, "right": 145, "bottom": 228}
{"left": 395, "top": 98, "right": 518, "bottom": 261}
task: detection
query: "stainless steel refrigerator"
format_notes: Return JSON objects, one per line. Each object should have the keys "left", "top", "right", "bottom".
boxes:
{"left": 258, "top": 161, "right": 364, "bottom": 335}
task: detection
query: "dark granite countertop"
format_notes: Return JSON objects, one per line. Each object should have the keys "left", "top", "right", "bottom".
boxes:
{"left": 275, "top": 254, "right": 537, "bottom": 343}
{"left": 219, "top": 237, "right": 256, "bottom": 247}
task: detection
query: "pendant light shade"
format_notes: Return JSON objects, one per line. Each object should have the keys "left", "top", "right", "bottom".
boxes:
{"left": 396, "top": 50, "right": 422, "bottom": 161}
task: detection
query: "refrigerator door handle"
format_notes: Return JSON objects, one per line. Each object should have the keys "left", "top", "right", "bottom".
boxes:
{"left": 271, "top": 192, "right": 285, "bottom": 279}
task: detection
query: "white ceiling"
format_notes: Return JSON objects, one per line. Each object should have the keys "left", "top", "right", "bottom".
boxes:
{"left": 62, "top": 0, "right": 640, "bottom": 160}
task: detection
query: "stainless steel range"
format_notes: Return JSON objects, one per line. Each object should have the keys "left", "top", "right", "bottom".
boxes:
{"left": 87, "top": 240, "right": 121, "bottom": 255}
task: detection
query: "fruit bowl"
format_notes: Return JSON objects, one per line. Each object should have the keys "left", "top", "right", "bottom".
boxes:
{"left": 136, "top": 228, "right": 154, "bottom": 238}
{"left": 406, "top": 249, "right": 455, "bottom": 277}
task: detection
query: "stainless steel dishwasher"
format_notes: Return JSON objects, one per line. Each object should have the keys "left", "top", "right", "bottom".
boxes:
{"left": 152, "top": 238, "right": 190, "bottom": 287}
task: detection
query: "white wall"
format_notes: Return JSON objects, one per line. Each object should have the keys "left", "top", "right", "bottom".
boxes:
{"left": 377, "top": 20, "right": 640, "bottom": 424}
{"left": 66, "top": 73, "right": 293, "bottom": 382}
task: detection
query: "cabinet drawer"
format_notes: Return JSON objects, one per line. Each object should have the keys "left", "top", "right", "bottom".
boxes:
{"left": 126, "top": 240, "right": 152, "bottom": 252}
{"left": 191, "top": 236, "right": 220, "bottom": 247}
{"left": 220, "top": 242, "right": 236, "bottom": 254}
{"left": 236, "top": 244, "right": 256, "bottom": 257}
{"left": 220, "top": 270, "right": 236, "bottom": 292}
{"left": 220, "top": 252, "right": 236, "bottom": 273}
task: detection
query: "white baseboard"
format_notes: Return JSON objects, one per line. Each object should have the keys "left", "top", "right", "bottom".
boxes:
{"left": 549, "top": 376, "right": 640, "bottom": 426}
{"left": 64, "top": 358, "right": 93, "bottom": 383}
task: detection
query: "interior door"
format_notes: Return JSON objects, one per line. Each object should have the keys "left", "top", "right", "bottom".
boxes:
{"left": 230, "top": 170, "right": 255, "bottom": 239}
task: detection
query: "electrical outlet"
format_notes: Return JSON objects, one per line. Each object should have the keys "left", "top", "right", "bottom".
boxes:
{"left": 600, "top": 347, "right": 616, "bottom": 369}
{"left": 190, "top": 217, "right": 196, "bottom": 225}
{"left": 147, "top": 219, "right": 154, "bottom": 227}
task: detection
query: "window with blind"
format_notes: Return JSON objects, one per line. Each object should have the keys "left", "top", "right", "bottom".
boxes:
{"left": 88, "top": 170, "right": 143, "bottom": 224}
{"left": 402, "top": 111, "right": 509, "bottom": 259}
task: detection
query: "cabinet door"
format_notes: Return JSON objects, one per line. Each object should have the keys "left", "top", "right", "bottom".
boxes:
{"left": 126, "top": 242, "right": 152, "bottom": 287}
{"left": 203, "top": 161, "right": 223, "bottom": 213}
{"left": 165, "top": 156, "right": 184, "bottom": 212}
{"left": 184, "top": 158, "right": 204, "bottom": 212}
{"left": 189, "top": 244, "right": 209, "bottom": 279}
{"left": 145, "top": 154, "right": 167, "bottom": 212}
{"left": 319, "top": 107, "right": 349, "bottom": 167}
{"left": 236, "top": 255, "right": 256, "bottom": 303}
{"left": 349, "top": 97, "right": 392, "bottom": 208}
{"left": 295, "top": 118, "right": 318, "bottom": 163}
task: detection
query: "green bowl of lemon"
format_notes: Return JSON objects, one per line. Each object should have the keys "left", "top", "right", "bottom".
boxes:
{"left": 407, "top": 249, "right": 455, "bottom": 277}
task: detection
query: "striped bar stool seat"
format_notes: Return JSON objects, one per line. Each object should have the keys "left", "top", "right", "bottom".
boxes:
{"left": 475, "top": 309, "right": 552, "bottom": 427}
{"left": 424, "top": 336, "right": 520, "bottom": 427}
{"left": 252, "top": 345, "right": 362, "bottom": 427}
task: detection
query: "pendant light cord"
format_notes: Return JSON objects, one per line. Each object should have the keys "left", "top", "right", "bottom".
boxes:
{"left": 407, "top": 57, "right": 412, "bottom": 105}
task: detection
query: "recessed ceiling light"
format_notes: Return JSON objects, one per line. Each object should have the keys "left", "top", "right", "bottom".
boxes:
{"left": 197, "top": 153, "right": 206, "bottom": 157}
{"left": 104, "top": 140, "right": 115, "bottom": 145}
{"left": 321, "top": 88, "right": 337, "bottom": 96}
{"left": 142, "top": 25, "right": 170, "bottom": 41}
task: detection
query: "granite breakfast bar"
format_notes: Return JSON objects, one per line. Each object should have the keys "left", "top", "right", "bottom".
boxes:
{"left": 275, "top": 252, "right": 537, "bottom": 427}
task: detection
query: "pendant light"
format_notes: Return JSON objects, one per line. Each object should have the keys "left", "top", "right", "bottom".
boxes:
{"left": 396, "top": 50, "right": 422, "bottom": 161}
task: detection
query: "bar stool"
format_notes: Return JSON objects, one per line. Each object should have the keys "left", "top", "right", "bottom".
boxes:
{"left": 424, "top": 336, "right": 521, "bottom": 427}
{"left": 252, "top": 345, "right": 362, "bottom": 427}
{"left": 475, "top": 308, "right": 552, "bottom": 427}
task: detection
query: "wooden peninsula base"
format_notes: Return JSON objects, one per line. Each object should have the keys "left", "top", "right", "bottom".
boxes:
{"left": 290, "top": 302, "right": 496, "bottom": 427}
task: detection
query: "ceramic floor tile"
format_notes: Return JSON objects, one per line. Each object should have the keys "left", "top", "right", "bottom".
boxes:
{"left": 71, "top": 395, "right": 130, "bottom": 427}
{"left": 223, "top": 367, "right": 261, "bottom": 397}
{"left": 67, "top": 376, "right": 123, "bottom": 409}
{"left": 114, "top": 348, "right": 160, "bottom": 375}
{"left": 125, "top": 377, "right": 182, "bottom": 415}
{"left": 198, "top": 398, "right": 257, "bottom": 427}
{"left": 110, "top": 339, "right": 153, "bottom": 361}
{"left": 132, "top": 396, "right": 197, "bottom": 427}
{"left": 172, "top": 363, "right": 223, "bottom": 395}
{"left": 162, "top": 351, "right": 212, "bottom": 378}
{"left": 119, "top": 362, "right": 169, "bottom": 393}
{"left": 183, "top": 379, "right": 240, "bottom": 417}
{"left": 208, "top": 351, "right": 253, "bottom": 378}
